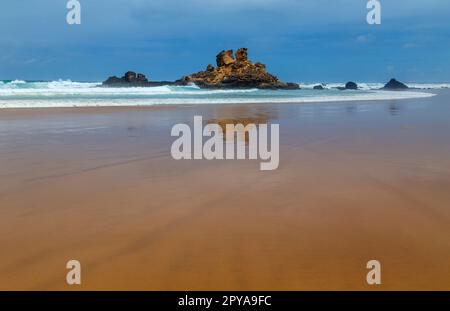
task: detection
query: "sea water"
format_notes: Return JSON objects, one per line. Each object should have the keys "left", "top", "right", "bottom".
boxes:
{"left": 0, "top": 79, "right": 445, "bottom": 109}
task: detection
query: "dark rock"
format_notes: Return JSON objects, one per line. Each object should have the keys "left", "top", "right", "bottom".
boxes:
{"left": 178, "top": 48, "right": 299, "bottom": 90}
{"left": 137, "top": 73, "right": 148, "bottom": 82}
{"left": 313, "top": 84, "right": 324, "bottom": 90}
{"left": 102, "top": 71, "right": 155, "bottom": 87}
{"left": 345, "top": 81, "right": 358, "bottom": 90}
{"left": 103, "top": 76, "right": 123, "bottom": 85}
{"left": 124, "top": 71, "right": 137, "bottom": 82}
{"left": 383, "top": 78, "right": 408, "bottom": 90}
{"left": 206, "top": 64, "right": 215, "bottom": 72}
{"left": 285, "top": 82, "right": 300, "bottom": 90}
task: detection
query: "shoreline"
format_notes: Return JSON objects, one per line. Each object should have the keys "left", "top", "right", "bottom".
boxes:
{"left": 0, "top": 89, "right": 437, "bottom": 110}
{"left": 0, "top": 95, "right": 437, "bottom": 115}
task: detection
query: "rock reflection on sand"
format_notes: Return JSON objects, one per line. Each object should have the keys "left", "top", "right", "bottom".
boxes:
{"left": 206, "top": 106, "right": 278, "bottom": 143}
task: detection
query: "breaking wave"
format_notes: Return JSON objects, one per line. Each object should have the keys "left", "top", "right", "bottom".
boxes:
{"left": 297, "top": 82, "right": 450, "bottom": 90}
{"left": 0, "top": 79, "right": 441, "bottom": 108}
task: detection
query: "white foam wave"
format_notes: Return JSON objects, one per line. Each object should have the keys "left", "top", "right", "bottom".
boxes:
{"left": 298, "top": 82, "right": 450, "bottom": 90}
{"left": 0, "top": 80, "right": 101, "bottom": 92}
{"left": 1, "top": 80, "right": 449, "bottom": 91}
{"left": 407, "top": 83, "right": 450, "bottom": 89}
{"left": 0, "top": 91, "right": 435, "bottom": 109}
{"left": 0, "top": 84, "right": 260, "bottom": 96}
{"left": 298, "top": 82, "right": 385, "bottom": 90}
{"left": 45, "top": 80, "right": 101, "bottom": 89}
{"left": 10, "top": 80, "right": 27, "bottom": 84}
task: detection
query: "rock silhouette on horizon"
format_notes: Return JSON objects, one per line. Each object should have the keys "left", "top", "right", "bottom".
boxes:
{"left": 383, "top": 78, "right": 409, "bottom": 90}
{"left": 103, "top": 71, "right": 149, "bottom": 86}
{"left": 102, "top": 71, "right": 174, "bottom": 87}
{"left": 336, "top": 81, "right": 358, "bottom": 90}
{"left": 345, "top": 81, "right": 358, "bottom": 90}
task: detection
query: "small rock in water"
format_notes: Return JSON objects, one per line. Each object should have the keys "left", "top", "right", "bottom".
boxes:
{"left": 313, "top": 84, "right": 325, "bottom": 90}
{"left": 345, "top": 81, "right": 358, "bottom": 90}
{"left": 103, "top": 71, "right": 149, "bottom": 87}
{"left": 383, "top": 78, "right": 408, "bottom": 90}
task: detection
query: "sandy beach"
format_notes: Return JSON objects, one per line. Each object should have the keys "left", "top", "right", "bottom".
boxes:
{"left": 1, "top": 90, "right": 450, "bottom": 290}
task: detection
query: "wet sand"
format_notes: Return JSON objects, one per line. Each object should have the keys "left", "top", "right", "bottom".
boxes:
{"left": 1, "top": 91, "right": 450, "bottom": 290}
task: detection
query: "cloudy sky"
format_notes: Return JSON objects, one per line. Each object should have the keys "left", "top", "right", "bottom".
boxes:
{"left": 1, "top": 0, "right": 449, "bottom": 82}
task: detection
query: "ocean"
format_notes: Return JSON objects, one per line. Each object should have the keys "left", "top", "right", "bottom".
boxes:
{"left": 0, "top": 79, "right": 447, "bottom": 108}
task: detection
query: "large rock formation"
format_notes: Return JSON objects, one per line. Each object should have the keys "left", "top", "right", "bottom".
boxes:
{"left": 102, "top": 48, "right": 299, "bottom": 89}
{"left": 177, "top": 48, "right": 299, "bottom": 89}
{"left": 383, "top": 78, "right": 408, "bottom": 90}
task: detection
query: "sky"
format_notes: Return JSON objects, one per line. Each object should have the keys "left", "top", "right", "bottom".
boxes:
{"left": 0, "top": 0, "right": 450, "bottom": 82}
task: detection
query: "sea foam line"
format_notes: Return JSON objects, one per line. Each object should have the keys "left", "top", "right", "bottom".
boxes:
{"left": 0, "top": 91, "right": 436, "bottom": 109}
